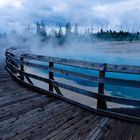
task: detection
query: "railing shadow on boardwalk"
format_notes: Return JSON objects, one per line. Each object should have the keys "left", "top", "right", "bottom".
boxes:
{"left": 5, "top": 47, "right": 140, "bottom": 124}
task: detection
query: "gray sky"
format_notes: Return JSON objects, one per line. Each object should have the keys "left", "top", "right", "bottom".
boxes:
{"left": 0, "top": 0, "right": 140, "bottom": 32}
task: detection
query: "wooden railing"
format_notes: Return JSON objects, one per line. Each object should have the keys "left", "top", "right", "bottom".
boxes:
{"left": 5, "top": 47, "right": 140, "bottom": 123}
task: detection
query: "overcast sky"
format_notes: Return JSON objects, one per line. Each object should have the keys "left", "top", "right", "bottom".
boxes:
{"left": 0, "top": 0, "right": 140, "bottom": 32}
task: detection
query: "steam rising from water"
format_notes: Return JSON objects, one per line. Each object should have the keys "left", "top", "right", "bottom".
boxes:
{"left": 1, "top": 33, "right": 140, "bottom": 66}
{"left": 1, "top": 33, "right": 140, "bottom": 99}
{"left": 30, "top": 40, "right": 140, "bottom": 66}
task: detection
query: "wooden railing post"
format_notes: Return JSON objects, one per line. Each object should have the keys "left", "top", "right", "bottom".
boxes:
{"left": 20, "top": 55, "right": 24, "bottom": 81}
{"left": 49, "top": 62, "right": 54, "bottom": 92}
{"left": 5, "top": 51, "right": 8, "bottom": 68}
{"left": 97, "top": 64, "right": 107, "bottom": 110}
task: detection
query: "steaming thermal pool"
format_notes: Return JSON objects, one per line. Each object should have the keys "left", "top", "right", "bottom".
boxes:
{"left": 30, "top": 41, "right": 140, "bottom": 100}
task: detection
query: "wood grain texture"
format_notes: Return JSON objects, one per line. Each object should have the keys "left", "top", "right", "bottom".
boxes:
{"left": 2, "top": 48, "right": 140, "bottom": 140}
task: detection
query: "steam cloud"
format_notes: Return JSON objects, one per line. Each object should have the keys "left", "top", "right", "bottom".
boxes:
{"left": 1, "top": 28, "right": 140, "bottom": 66}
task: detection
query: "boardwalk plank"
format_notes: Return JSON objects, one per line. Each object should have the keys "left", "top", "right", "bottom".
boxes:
{"left": 0, "top": 63, "right": 140, "bottom": 140}
{"left": 0, "top": 95, "right": 54, "bottom": 122}
{"left": 12, "top": 106, "right": 86, "bottom": 140}
{"left": 0, "top": 93, "right": 39, "bottom": 108}
{"left": 71, "top": 117, "right": 109, "bottom": 140}
{"left": 100, "top": 120, "right": 139, "bottom": 140}
{"left": 0, "top": 101, "right": 72, "bottom": 139}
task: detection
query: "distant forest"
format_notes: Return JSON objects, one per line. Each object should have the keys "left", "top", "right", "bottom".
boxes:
{"left": 0, "top": 21, "right": 140, "bottom": 45}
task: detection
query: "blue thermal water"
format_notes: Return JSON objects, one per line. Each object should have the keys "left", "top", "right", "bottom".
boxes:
{"left": 43, "top": 51, "right": 140, "bottom": 99}
{"left": 33, "top": 42, "right": 140, "bottom": 100}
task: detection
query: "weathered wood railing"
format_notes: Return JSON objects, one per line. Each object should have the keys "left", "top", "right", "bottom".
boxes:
{"left": 5, "top": 47, "right": 140, "bottom": 123}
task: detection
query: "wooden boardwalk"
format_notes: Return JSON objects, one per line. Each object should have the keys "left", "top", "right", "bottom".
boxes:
{"left": 0, "top": 66, "right": 140, "bottom": 139}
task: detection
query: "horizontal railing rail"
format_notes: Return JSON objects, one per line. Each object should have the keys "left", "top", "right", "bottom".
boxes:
{"left": 23, "top": 53, "right": 140, "bottom": 74}
{"left": 5, "top": 47, "right": 140, "bottom": 124}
